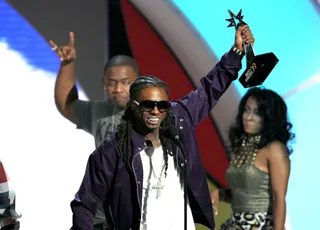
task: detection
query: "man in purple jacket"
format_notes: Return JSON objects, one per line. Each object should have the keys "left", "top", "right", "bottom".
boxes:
{"left": 71, "top": 25, "right": 254, "bottom": 230}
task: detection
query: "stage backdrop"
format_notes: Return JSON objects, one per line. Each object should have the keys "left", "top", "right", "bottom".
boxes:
{"left": 173, "top": 0, "right": 320, "bottom": 229}
{"left": 1, "top": 0, "right": 319, "bottom": 229}
{"left": 0, "top": 0, "right": 104, "bottom": 229}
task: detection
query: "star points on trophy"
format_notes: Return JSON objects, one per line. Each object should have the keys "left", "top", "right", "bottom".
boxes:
{"left": 226, "top": 9, "right": 247, "bottom": 28}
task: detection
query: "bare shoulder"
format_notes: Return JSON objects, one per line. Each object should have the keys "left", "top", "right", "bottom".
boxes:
{"left": 265, "top": 141, "right": 290, "bottom": 162}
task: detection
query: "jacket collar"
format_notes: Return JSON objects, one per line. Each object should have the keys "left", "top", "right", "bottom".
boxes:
{"left": 131, "top": 129, "right": 148, "bottom": 155}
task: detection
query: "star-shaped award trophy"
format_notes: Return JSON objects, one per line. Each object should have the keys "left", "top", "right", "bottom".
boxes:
{"left": 226, "top": 10, "right": 279, "bottom": 88}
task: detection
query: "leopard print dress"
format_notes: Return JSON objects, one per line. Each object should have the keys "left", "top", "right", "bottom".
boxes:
{"left": 220, "top": 212, "right": 273, "bottom": 230}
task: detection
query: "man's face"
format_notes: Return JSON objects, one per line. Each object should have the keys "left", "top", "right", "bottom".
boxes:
{"left": 132, "top": 86, "right": 170, "bottom": 131}
{"left": 242, "top": 96, "right": 263, "bottom": 135}
{"left": 104, "top": 66, "right": 137, "bottom": 109}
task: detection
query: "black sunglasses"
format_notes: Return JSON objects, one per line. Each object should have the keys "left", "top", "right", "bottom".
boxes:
{"left": 133, "top": 100, "right": 170, "bottom": 112}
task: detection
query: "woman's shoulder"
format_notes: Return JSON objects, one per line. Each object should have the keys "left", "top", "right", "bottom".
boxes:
{"left": 263, "top": 141, "right": 289, "bottom": 161}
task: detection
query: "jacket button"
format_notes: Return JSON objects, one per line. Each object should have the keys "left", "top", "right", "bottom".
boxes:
{"left": 180, "top": 118, "right": 184, "bottom": 122}
{"left": 179, "top": 126, "right": 183, "bottom": 129}
{"left": 137, "top": 181, "right": 141, "bottom": 185}
{"left": 180, "top": 163, "right": 184, "bottom": 167}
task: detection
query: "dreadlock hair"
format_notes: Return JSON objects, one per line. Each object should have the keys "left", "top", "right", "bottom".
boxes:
{"left": 116, "top": 75, "right": 173, "bottom": 177}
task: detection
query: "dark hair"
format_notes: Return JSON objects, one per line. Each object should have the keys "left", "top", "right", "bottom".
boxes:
{"left": 116, "top": 75, "right": 173, "bottom": 176}
{"left": 229, "top": 87, "right": 295, "bottom": 155}
{"left": 104, "top": 55, "right": 139, "bottom": 75}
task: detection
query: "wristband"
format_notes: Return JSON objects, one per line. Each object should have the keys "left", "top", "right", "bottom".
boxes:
{"left": 232, "top": 46, "right": 244, "bottom": 55}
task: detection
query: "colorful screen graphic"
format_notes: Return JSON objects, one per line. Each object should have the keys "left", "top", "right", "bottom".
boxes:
{"left": 0, "top": 1, "right": 94, "bottom": 229}
{"left": 173, "top": 0, "right": 320, "bottom": 229}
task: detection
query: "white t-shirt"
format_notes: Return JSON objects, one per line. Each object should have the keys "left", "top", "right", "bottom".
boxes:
{"left": 139, "top": 146, "right": 195, "bottom": 230}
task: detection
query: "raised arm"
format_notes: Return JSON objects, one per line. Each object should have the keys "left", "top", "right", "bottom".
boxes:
{"left": 268, "top": 141, "right": 290, "bottom": 230}
{"left": 50, "top": 32, "right": 79, "bottom": 124}
{"left": 178, "top": 26, "right": 254, "bottom": 126}
{"left": 71, "top": 142, "right": 118, "bottom": 230}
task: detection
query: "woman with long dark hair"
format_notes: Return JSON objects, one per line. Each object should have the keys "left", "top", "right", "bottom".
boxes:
{"left": 211, "top": 87, "right": 295, "bottom": 230}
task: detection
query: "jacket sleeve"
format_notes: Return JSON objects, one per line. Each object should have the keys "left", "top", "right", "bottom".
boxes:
{"left": 70, "top": 141, "right": 117, "bottom": 230}
{"left": 178, "top": 48, "right": 243, "bottom": 127}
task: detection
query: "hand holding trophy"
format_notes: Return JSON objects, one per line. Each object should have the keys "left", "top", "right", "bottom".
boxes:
{"left": 226, "top": 10, "right": 279, "bottom": 88}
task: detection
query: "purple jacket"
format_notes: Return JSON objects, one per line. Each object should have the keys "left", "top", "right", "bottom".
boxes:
{"left": 71, "top": 48, "right": 243, "bottom": 230}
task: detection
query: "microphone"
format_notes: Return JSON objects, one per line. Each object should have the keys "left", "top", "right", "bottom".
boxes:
{"left": 164, "top": 126, "right": 185, "bottom": 157}
{"left": 164, "top": 125, "right": 180, "bottom": 141}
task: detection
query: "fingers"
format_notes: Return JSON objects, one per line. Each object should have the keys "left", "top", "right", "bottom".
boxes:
{"left": 49, "top": 40, "right": 58, "bottom": 51}
{"left": 50, "top": 44, "right": 70, "bottom": 61}
{"left": 57, "top": 47, "right": 65, "bottom": 61}
{"left": 210, "top": 191, "right": 215, "bottom": 205}
{"left": 211, "top": 197, "right": 219, "bottom": 215}
{"left": 212, "top": 204, "right": 219, "bottom": 216}
{"left": 69, "top": 31, "right": 75, "bottom": 46}
{"left": 236, "top": 25, "right": 248, "bottom": 36}
{"left": 49, "top": 40, "right": 64, "bottom": 61}
{"left": 238, "top": 25, "right": 255, "bottom": 44}
{"left": 59, "top": 46, "right": 75, "bottom": 61}
{"left": 49, "top": 33, "right": 76, "bottom": 62}
{"left": 64, "top": 46, "right": 75, "bottom": 60}
{"left": 60, "top": 46, "right": 68, "bottom": 60}
{"left": 214, "top": 207, "right": 218, "bottom": 216}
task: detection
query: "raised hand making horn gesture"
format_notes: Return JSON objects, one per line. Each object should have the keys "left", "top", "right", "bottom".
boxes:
{"left": 49, "top": 32, "right": 76, "bottom": 64}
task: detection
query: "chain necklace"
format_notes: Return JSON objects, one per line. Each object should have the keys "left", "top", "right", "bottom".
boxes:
{"left": 150, "top": 156, "right": 165, "bottom": 199}
{"left": 146, "top": 133, "right": 160, "bottom": 147}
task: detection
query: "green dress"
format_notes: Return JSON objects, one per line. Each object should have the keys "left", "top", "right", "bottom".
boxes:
{"left": 221, "top": 135, "right": 274, "bottom": 230}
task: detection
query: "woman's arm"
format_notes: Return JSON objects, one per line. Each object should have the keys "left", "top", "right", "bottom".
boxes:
{"left": 267, "top": 141, "right": 290, "bottom": 230}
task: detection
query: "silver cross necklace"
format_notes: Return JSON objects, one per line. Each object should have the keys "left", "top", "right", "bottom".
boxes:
{"left": 150, "top": 153, "right": 165, "bottom": 199}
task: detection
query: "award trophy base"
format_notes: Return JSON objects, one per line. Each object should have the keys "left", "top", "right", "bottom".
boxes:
{"left": 239, "top": 52, "right": 279, "bottom": 88}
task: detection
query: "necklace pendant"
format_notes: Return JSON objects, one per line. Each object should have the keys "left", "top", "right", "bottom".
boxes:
{"left": 152, "top": 180, "right": 165, "bottom": 199}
